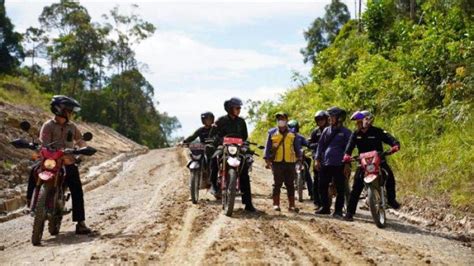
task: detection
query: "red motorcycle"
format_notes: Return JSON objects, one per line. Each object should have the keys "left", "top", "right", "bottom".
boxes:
{"left": 11, "top": 121, "right": 96, "bottom": 245}
{"left": 352, "top": 150, "right": 392, "bottom": 228}
{"left": 217, "top": 137, "right": 261, "bottom": 217}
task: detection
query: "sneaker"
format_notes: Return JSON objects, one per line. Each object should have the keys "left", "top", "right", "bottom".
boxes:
{"left": 332, "top": 212, "right": 343, "bottom": 219}
{"left": 344, "top": 213, "right": 354, "bottom": 222}
{"left": 273, "top": 205, "right": 281, "bottom": 211}
{"left": 75, "top": 223, "right": 92, "bottom": 235}
{"left": 315, "top": 208, "right": 330, "bottom": 215}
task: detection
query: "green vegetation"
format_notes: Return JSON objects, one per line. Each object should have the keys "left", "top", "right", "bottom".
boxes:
{"left": 249, "top": 0, "right": 473, "bottom": 209}
{"left": 0, "top": 0, "right": 180, "bottom": 148}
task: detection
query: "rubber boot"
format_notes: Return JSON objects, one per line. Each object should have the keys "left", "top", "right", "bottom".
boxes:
{"left": 288, "top": 196, "right": 299, "bottom": 213}
{"left": 273, "top": 194, "right": 281, "bottom": 211}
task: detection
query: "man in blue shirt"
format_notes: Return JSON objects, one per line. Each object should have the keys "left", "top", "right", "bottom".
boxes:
{"left": 315, "top": 107, "right": 351, "bottom": 217}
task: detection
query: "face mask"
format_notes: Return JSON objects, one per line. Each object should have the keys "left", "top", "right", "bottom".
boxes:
{"left": 277, "top": 120, "right": 287, "bottom": 127}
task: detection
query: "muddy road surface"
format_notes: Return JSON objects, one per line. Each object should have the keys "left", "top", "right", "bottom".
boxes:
{"left": 0, "top": 148, "right": 472, "bottom": 265}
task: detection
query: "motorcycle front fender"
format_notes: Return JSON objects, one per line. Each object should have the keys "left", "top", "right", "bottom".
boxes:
{"left": 38, "top": 171, "right": 55, "bottom": 182}
{"left": 364, "top": 174, "right": 378, "bottom": 184}
{"left": 227, "top": 157, "right": 241, "bottom": 168}
{"left": 187, "top": 160, "right": 201, "bottom": 169}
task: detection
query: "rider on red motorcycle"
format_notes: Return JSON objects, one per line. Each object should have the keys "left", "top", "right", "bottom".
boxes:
{"left": 26, "top": 95, "right": 92, "bottom": 234}
{"left": 343, "top": 110, "right": 401, "bottom": 221}
{"left": 214, "top": 97, "right": 256, "bottom": 212}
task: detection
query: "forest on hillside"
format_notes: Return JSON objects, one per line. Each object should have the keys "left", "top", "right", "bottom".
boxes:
{"left": 249, "top": 0, "right": 473, "bottom": 209}
{"left": 0, "top": 0, "right": 180, "bottom": 148}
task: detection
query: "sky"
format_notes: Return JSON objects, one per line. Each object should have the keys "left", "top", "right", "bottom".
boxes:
{"left": 6, "top": 0, "right": 358, "bottom": 137}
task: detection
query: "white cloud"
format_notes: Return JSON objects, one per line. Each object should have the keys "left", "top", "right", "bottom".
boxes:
{"left": 135, "top": 31, "right": 286, "bottom": 83}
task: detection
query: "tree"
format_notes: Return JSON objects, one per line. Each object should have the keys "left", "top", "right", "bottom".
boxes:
{"left": 23, "top": 27, "right": 48, "bottom": 80}
{"left": 301, "top": 0, "right": 350, "bottom": 64}
{"left": 0, "top": 1, "right": 24, "bottom": 74}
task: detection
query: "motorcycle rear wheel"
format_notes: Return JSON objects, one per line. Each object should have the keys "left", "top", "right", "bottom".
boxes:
{"left": 367, "top": 185, "right": 386, "bottom": 228}
{"left": 223, "top": 169, "right": 237, "bottom": 217}
{"left": 32, "top": 186, "right": 49, "bottom": 246}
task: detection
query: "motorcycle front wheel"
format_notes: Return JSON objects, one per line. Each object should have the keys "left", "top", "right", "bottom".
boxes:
{"left": 367, "top": 184, "right": 386, "bottom": 228}
{"left": 190, "top": 170, "right": 200, "bottom": 204}
{"left": 297, "top": 171, "right": 305, "bottom": 202}
{"left": 223, "top": 169, "right": 237, "bottom": 217}
{"left": 32, "top": 185, "right": 49, "bottom": 246}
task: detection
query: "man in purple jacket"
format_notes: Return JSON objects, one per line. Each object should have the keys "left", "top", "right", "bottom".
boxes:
{"left": 314, "top": 107, "right": 351, "bottom": 218}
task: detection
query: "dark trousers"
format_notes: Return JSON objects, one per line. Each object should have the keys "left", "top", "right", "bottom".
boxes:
{"left": 240, "top": 164, "right": 253, "bottom": 206}
{"left": 272, "top": 162, "right": 296, "bottom": 197}
{"left": 319, "top": 165, "right": 346, "bottom": 213}
{"left": 27, "top": 164, "right": 86, "bottom": 222}
{"left": 347, "top": 162, "right": 397, "bottom": 215}
{"left": 312, "top": 168, "right": 321, "bottom": 206}
{"left": 303, "top": 156, "right": 313, "bottom": 197}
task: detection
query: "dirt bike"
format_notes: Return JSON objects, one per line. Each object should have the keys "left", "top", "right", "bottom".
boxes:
{"left": 217, "top": 137, "right": 262, "bottom": 217}
{"left": 10, "top": 121, "right": 96, "bottom": 246}
{"left": 295, "top": 149, "right": 311, "bottom": 202}
{"left": 185, "top": 139, "right": 215, "bottom": 204}
{"left": 352, "top": 150, "right": 392, "bottom": 228}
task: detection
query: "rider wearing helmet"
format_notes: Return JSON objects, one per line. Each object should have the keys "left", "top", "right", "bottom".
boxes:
{"left": 27, "top": 95, "right": 92, "bottom": 234}
{"left": 182, "top": 112, "right": 216, "bottom": 144}
{"left": 350, "top": 110, "right": 365, "bottom": 131}
{"left": 214, "top": 97, "right": 256, "bottom": 211}
{"left": 343, "top": 110, "right": 401, "bottom": 221}
{"left": 308, "top": 110, "right": 329, "bottom": 208}
{"left": 288, "top": 119, "right": 313, "bottom": 200}
{"left": 264, "top": 112, "right": 302, "bottom": 212}
{"left": 314, "top": 107, "right": 352, "bottom": 217}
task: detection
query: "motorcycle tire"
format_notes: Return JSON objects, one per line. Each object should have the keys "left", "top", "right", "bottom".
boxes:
{"left": 297, "top": 171, "right": 305, "bottom": 202}
{"left": 367, "top": 185, "right": 386, "bottom": 228}
{"left": 223, "top": 169, "right": 237, "bottom": 217}
{"left": 190, "top": 170, "right": 200, "bottom": 204}
{"left": 32, "top": 185, "right": 48, "bottom": 246}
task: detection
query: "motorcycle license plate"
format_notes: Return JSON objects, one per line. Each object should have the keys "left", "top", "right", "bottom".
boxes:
{"left": 38, "top": 171, "right": 54, "bottom": 181}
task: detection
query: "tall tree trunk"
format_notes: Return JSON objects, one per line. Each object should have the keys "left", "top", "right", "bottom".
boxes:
{"left": 358, "top": 0, "right": 362, "bottom": 32}
{"left": 410, "top": 0, "right": 416, "bottom": 20}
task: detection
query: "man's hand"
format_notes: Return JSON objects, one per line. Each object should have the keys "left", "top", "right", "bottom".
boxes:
{"left": 265, "top": 159, "right": 272, "bottom": 169}
{"left": 390, "top": 145, "right": 400, "bottom": 154}
{"left": 343, "top": 154, "right": 352, "bottom": 163}
{"left": 314, "top": 159, "right": 321, "bottom": 171}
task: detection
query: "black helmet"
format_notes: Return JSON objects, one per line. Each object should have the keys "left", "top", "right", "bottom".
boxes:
{"left": 50, "top": 95, "right": 81, "bottom": 117}
{"left": 288, "top": 119, "right": 299, "bottom": 133}
{"left": 275, "top": 111, "right": 288, "bottom": 120}
{"left": 314, "top": 110, "right": 329, "bottom": 121}
{"left": 327, "top": 106, "right": 347, "bottom": 123}
{"left": 200, "top": 111, "right": 215, "bottom": 124}
{"left": 224, "top": 97, "right": 243, "bottom": 113}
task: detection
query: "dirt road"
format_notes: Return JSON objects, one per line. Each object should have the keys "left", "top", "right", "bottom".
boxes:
{"left": 0, "top": 148, "right": 472, "bottom": 265}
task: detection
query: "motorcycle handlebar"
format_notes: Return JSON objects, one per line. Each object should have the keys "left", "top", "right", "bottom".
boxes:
{"left": 350, "top": 150, "right": 392, "bottom": 162}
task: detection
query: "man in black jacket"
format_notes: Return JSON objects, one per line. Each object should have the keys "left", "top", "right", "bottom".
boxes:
{"left": 343, "top": 111, "right": 401, "bottom": 221}
{"left": 307, "top": 110, "right": 329, "bottom": 208}
{"left": 214, "top": 97, "right": 256, "bottom": 212}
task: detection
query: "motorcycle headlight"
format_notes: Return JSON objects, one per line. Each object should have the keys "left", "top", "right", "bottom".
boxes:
{"left": 366, "top": 164, "right": 376, "bottom": 173}
{"left": 43, "top": 159, "right": 56, "bottom": 170}
{"left": 227, "top": 146, "right": 238, "bottom": 155}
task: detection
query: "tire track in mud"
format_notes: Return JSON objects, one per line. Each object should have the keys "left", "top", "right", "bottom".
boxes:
{"left": 1, "top": 148, "right": 472, "bottom": 265}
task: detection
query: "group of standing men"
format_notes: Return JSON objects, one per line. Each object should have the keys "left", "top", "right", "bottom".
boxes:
{"left": 263, "top": 107, "right": 401, "bottom": 221}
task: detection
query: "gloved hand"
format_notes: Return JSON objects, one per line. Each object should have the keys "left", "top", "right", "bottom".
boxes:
{"left": 390, "top": 145, "right": 400, "bottom": 154}
{"left": 343, "top": 154, "right": 352, "bottom": 163}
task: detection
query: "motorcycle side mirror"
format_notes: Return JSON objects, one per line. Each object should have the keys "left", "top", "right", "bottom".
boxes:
{"left": 20, "top": 121, "right": 31, "bottom": 132}
{"left": 82, "top": 132, "right": 93, "bottom": 141}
